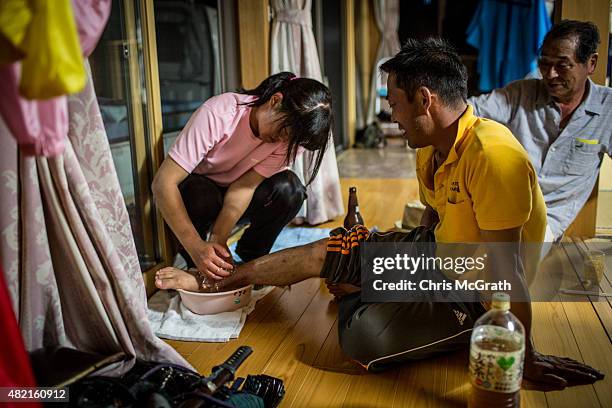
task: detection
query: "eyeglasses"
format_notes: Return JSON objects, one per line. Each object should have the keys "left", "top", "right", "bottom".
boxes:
{"left": 538, "top": 58, "right": 575, "bottom": 74}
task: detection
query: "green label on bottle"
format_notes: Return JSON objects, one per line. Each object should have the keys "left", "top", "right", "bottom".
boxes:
{"left": 497, "top": 356, "right": 515, "bottom": 371}
{"left": 469, "top": 325, "right": 525, "bottom": 393}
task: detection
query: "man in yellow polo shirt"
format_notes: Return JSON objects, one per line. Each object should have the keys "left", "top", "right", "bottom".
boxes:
{"left": 155, "top": 38, "right": 603, "bottom": 389}
{"left": 416, "top": 105, "right": 546, "bottom": 244}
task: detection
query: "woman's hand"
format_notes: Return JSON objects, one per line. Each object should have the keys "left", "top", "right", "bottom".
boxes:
{"left": 522, "top": 349, "right": 604, "bottom": 391}
{"left": 186, "top": 239, "right": 234, "bottom": 280}
{"left": 209, "top": 233, "right": 235, "bottom": 266}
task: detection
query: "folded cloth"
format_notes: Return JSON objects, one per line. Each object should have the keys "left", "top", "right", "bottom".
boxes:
{"left": 147, "top": 287, "right": 274, "bottom": 342}
{"left": 148, "top": 227, "right": 332, "bottom": 342}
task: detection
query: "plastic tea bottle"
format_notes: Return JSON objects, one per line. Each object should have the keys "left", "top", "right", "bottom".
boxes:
{"left": 343, "top": 186, "right": 364, "bottom": 229}
{"left": 468, "top": 293, "right": 525, "bottom": 408}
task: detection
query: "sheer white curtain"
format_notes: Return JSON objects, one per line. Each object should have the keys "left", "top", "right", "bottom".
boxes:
{"left": 270, "top": 0, "right": 343, "bottom": 225}
{"left": 366, "top": 0, "right": 400, "bottom": 124}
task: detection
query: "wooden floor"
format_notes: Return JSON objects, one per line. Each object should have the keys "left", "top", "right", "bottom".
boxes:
{"left": 165, "top": 178, "right": 612, "bottom": 408}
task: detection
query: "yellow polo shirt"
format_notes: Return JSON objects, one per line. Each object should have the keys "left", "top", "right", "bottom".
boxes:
{"left": 417, "top": 105, "right": 546, "bottom": 243}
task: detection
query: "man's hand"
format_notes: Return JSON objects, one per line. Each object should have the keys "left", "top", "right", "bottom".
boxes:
{"left": 522, "top": 350, "right": 604, "bottom": 391}
{"left": 420, "top": 205, "right": 439, "bottom": 228}
{"left": 186, "top": 239, "right": 234, "bottom": 280}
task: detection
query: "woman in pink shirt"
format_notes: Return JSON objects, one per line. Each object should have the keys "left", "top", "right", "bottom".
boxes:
{"left": 152, "top": 72, "right": 332, "bottom": 287}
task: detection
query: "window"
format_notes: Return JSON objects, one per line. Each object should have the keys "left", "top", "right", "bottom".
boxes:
{"left": 90, "top": 0, "right": 159, "bottom": 270}
{"left": 313, "top": 0, "right": 348, "bottom": 150}
{"left": 88, "top": 0, "right": 234, "bottom": 274}
{"left": 153, "top": 0, "right": 222, "bottom": 153}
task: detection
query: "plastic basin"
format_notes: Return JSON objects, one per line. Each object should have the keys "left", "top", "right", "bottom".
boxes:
{"left": 177, "top": 285, "right": 253, "bottom": 315}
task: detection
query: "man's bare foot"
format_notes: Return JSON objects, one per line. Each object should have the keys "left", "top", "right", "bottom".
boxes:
{"left": 155, "top": 266, "right": 250, "bottom": 293}
{"left": 326, "top": 282, "right": 360, "bottom": 298}
{"left": 155, "top": 267, "right": 201, "bottom": 292}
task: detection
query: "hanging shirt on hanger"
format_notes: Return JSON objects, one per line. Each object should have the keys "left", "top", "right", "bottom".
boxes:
{"left": 0, "top": 0, "right": 85, "bottom": 99}
{"left": 0, "top": 0, "right": 110, "bottom": 157}
{"left": 466, "top": 0, "right": 551, "bottom": 92}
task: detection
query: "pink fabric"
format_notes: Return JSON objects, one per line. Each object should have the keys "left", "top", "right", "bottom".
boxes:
{"left": 0, "top": 63, "right": 191, "bottom": 374}
{"left": 72, "top": 0, "right": 112, "bottom": 57}
{"left": 0, "top": 0, "right": 110, "bottom": 158}
{"left": 168, "top": 93, "right": 289, "bottom": 186}
{"left": 0, "top": 64, "right": 68, "bottom": 156}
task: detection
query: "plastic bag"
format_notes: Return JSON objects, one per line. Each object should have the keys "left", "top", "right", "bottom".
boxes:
{"left": 19, "top": 0, "right": 86, "bottom": 99}
{"left": 0, "top": 0, "right": 32, "bottom": 64}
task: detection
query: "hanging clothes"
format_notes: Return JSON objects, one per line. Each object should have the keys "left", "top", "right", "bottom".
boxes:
{"left": 270, "top": 0, "right": 344, "bottom": 225}
{"left": 0, "top": 0, "right": 31, "bottom": 65}
{"left": 466, "top": 0, "right": 551, "bottom": 92}
{"left": 0, "top": 64, "right": 193, "bottom": 377}
{"left": 0, "top": 0, "right": 85, "bottom": 99}
{"left": 0, "top": 266, "right": 41, "bottom": 408}
{"left": 0, "top": 0, "right": 110, "bottom": 157}
{"left": 0, "top": 65, "right": 69, "bottom": 157}
{"left": 71, "top": 0, "right": 114, "bottom": 57}
{"left": 365, "top": 0, "right": 401, "bottom": 125}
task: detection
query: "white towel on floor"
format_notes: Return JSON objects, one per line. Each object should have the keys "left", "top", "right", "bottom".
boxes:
{"left": 147, "top": 287, "right": 274, "bottom": 342}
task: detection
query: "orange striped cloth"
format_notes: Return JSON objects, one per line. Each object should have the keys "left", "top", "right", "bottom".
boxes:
{"left": 326, "top": 225, "right": 370, "bottom": 254}
{"left": 320, "top": 225, "right": 437, "bottom": 286}
{"left": 321, "top": 225, "right": 370, "bottom": 285}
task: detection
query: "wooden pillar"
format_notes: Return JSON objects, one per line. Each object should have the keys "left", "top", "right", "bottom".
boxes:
{"left": 557, "top": 0, "right": 611, "bottom": 238}
{"left": 344, "top": 0, "right": 357, "bottom": 147}
{"left": 141, "top": 0, "right": 175, "bottom": 292}
{"left": 355, "top": 0, "right": 380, "bottom": 117}
{"left": 557, "top": 0, "right": 610, "bottom": 85}
{"left": 237, "top": 0, "right": 270, "bottom": 89}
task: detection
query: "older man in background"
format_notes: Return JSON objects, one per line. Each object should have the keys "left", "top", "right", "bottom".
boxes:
{"left": 469, "top": 20, "right": 612, "bottom": 242}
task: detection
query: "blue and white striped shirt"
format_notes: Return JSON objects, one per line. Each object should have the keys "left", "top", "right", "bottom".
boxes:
{"left": 469, "top": 79, "right": 612, "bottom": 240}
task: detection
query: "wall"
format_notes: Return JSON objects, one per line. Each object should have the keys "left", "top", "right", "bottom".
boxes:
{"left": 237, "top": 0, "right": 270, "bottom": 88}
{"left": 558, "top": 0, "right": 611, "bottom": 238}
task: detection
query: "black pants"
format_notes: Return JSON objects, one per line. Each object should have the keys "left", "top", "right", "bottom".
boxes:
{"left": 321, "top": 226, "right": 486, "bottom": 372}
{"left": 178, "top": 170, "right": 306, "bottom": 264}
{"left": 337, "top": 286, "right": 486, "bottom": 372}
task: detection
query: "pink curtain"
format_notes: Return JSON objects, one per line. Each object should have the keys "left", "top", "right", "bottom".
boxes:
{"left": 0, "top": 64, "right": 191, "bottom": 374}
{"left": 270, "top": 0, "right": 344, "bottom": 225}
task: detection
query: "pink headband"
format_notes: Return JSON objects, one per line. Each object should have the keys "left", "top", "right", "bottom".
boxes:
{"left": 290, "top": 76, "right": 300, "bottom": 81}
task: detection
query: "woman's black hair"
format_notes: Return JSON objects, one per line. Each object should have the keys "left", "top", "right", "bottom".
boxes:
{"left": 240, "top": 72, "right": 332, "bottom": 185}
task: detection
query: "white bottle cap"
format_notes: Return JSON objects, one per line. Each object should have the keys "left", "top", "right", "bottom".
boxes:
{"left": 491, "top": 292, "right": 510, "bottom": 311}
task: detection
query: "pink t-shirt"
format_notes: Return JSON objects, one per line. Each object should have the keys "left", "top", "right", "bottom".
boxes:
{"left": 168, "top": 93, "right": 288, "bottom": 186}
